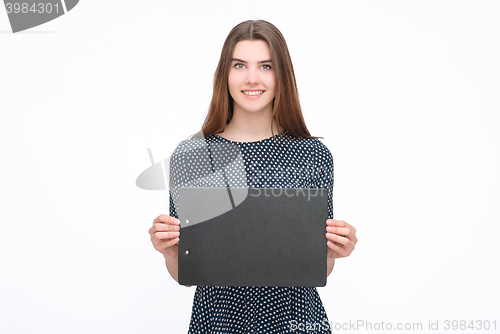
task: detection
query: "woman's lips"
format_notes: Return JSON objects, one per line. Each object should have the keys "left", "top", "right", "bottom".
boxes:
{"left": 242, "top": 90, "right": 265, "bottom": 99}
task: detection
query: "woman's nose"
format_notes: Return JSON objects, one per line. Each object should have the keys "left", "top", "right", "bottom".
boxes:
{"left": 245, "top": 68, "right": 260, "bottom": 84}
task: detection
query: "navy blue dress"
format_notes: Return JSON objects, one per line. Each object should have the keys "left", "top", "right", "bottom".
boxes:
{"left": 169, "top": 130, "right": 334, "bottom": 333}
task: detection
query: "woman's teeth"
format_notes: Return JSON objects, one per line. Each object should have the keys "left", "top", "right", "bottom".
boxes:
{"left": 243, "top": 91, "right": 264, "bottom": 96}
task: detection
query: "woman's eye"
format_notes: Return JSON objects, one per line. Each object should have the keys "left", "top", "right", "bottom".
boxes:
{"left": 235, "top": 63, "right": 245, "bottom": 69}
{"left": 261, "top": 64, "right": 272, "bottom": 70}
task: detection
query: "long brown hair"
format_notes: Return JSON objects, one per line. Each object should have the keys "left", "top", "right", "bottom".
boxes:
{"left": 200, "top": 20, "right": 321, "bottom": 140}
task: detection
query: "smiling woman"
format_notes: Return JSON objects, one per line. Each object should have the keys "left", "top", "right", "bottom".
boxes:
{"left": 201, "top": 20, "right": 319, "bottom": 142}
{"left": 148, "top": 19, "right": 358, "bottom": 334}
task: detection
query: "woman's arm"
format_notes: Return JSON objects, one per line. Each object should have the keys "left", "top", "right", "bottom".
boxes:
{"left": 164, "top": 251, "right": 179, "bottom": 282}
{"left": 327, "top": 257, "right": 335, "bottom": 276}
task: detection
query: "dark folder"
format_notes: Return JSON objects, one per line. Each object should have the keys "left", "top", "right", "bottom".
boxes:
{"left": 177, "top": 187, "right": 328, "bottom": 287}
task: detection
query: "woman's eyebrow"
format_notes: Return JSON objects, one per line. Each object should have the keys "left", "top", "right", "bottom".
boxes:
{"left": 232, "top": 58, "right": 272, "bottom": 63}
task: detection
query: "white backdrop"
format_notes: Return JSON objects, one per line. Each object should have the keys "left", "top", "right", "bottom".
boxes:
{"left": 1, "top": 1, "right": 499, "bottom": 333}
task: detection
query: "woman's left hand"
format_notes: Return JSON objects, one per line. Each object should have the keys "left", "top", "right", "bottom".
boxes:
{"left": 325, "top": 219, "right": 357, "bottom": 259}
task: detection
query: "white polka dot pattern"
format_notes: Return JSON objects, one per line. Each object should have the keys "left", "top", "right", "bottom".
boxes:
{"left": 169, "top": 130, "right": 334, "bottom": 333}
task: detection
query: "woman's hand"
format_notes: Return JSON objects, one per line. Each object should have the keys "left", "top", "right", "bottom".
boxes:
{"left": 149, "top": 214, "right": 180, "bottom": 258}
{"left": 325, "top": 219, "right": 357, "bottom": 259}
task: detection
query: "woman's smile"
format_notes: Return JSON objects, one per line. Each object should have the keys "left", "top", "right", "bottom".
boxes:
{"left": 242, "top": 90, "right": 266, "bottom": 98}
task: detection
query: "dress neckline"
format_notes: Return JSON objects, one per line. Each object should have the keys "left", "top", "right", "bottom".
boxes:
{"left": 213, "top": 129, "right": 290, "bottom": 144}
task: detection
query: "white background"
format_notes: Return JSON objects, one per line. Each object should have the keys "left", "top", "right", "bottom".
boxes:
{"left": 1, "top": 1, "right": 499, "bottom": 333}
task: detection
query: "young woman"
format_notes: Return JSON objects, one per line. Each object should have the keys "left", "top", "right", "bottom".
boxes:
{"left": 149, "top": 20, "right": 358, "bottom": 333}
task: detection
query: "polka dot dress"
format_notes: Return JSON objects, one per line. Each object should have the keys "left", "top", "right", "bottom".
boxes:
{"left": 169, "top": 129, "right": 334, "bottom": 334}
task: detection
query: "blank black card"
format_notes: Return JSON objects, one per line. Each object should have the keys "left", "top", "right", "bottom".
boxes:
{"left": 177, "top": 187, "right": 328, "bottom": 287}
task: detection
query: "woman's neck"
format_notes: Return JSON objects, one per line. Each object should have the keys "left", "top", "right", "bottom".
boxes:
{"left": 218, "top": 109, "right": 280, "bottom": 142}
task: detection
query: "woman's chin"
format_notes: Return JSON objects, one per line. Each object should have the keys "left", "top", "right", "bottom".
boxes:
{"left": 233, "top": 103, "right": 274, "bottom": 115}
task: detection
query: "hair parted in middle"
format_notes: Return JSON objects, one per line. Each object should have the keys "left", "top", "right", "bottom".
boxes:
{"left": 200, "top": 20, "right": 320, "bottom": 140}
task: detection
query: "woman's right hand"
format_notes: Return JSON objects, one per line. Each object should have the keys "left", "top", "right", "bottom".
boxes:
{"left": 149, "top": 214, "right": 180, "bottom": 258}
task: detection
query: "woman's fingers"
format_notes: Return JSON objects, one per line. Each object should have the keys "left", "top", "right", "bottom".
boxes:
{"left": 327, "top": 241, "right": 350, "bottom": 257}
{"left": 155, "top": 214, "right": 180, "bottom": 226}
{"left": 150, "top": 215, "right": 181, "bottom": 245}
{"left": 325, "top": 219, "right": 357, "bottom": 259}
{"left": 155, "top": 223, "right": 180, "bottom": 232}
{"left": 327, "top": 241, "right": 343, "bottom": 252}
{"left": 150, "top": 215, "right": 181, "bottom": 239}
{"left": 160, "top": 237, "right": 180, "bottom": 248}
{"left": 151, "top": 223, "right": 180, "bottom": 242}
{"left": 326, "top": 236, "right": 354, "bottom": 257}
{"left": 326, "top": 219, "right": 358, "bottom": 242}
{"left": 325, "top": 226, "right": 351, "bottom": 237}
{"left": 153, "top": 220, "right": 180, "bottom": 241}
{"left": 149, "top": 215, "right": 181, "bottom": 257}
{"left": 154, "top": 231, "right": 180, "bottom": 240}
{"left": 325, "top": 232, "right": 350, "bottom": 246}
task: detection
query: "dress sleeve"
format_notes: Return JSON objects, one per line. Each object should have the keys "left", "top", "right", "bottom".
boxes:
{"left": 169, "top": 191, "right": 178, "bottom": 219}
{"left": 167, "top": 136, "right": 215, "bottom": 219}
{"left": 312, "top": 141, "right": 334, "bottom": 220}
{"left": 168, "top": 140, "right": 189, "bottom": 220}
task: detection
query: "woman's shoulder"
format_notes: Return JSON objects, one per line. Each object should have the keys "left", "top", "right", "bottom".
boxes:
{"left": 281, "top": 134, "right": 333, "bottom": 172}
{"left": 284, "top": 131, "right": 332, "bottom": 156}
{"left": 287, "top": 135, "right": 334, "bottom": 172}
{"left": 168, "top": 132, "right": 209, "bottom": 164}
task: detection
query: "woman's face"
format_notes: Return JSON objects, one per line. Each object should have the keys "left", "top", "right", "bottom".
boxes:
{"left": 228, "top": 40, "right": 276, "bottom": 116}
